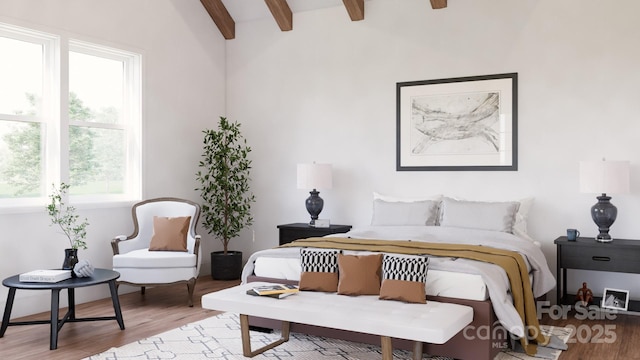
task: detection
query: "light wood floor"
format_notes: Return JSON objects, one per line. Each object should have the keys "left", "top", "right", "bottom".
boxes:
{"left": 1, "top": 278, "right": 639, "bottom": 360}
{"left": 0, "top": 277, "right": 240, "bottom": 360}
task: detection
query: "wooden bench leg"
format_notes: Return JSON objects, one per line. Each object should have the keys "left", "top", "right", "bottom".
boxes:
{"left": 240, "top": 314, "right": 290, "bottom": 357}
{"left": 412, "top": 341, "right": 423, "bottom": 360}
{"left": 381, "top": 336, "right": 393, "bottom": 360}
{"left": 381, "top": 337, "right": 423, "bottom": 360}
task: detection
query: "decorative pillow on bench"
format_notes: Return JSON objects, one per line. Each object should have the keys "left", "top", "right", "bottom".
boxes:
{"left": 299, "top": 249, "right": 341, "bottom": 292}
{"left": 337, "top": 254, "right": 383, "bottom": 296}
{"left": 379, "top": 254, "right": 429, "bottom": 304}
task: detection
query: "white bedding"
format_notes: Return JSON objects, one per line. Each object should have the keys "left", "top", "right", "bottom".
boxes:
{"left": 242, "top": 225, "right": 556, "bottom": 338}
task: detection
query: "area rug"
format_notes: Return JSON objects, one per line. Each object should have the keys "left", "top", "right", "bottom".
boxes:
{"left": 85, "top": 312, "right": 570, "bottom": 360}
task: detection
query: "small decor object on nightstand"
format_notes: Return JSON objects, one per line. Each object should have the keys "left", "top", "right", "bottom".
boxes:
{"left": 297, "top": 163, "right": 332, "bottom": 226}
{"left": 579, "top": 159, "right": 630, "bottom": 242}
{"left": 602, "top": 288, "right": 629, "bottom": 311}
{"left": 566, "top": 228, "right": 580, "bottom": 241}
{"left": 576, "top": 282, "right": 593, "bottom": 306}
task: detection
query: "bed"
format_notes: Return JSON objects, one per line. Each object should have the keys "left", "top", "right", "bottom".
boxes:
{"left": 241, "top": 196, "right": 556, "bottom": 360}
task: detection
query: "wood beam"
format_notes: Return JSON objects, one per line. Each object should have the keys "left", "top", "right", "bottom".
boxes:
{"left": 342, "top": 0, "right": 364, "bottom": 21}
{"left": 430, "top": 0, "right": 448, "bottom": 9}
{"left": 264, "top": 0, "right": 293, "bottom": 31}
{"left": 200, "top": 0, "right": 235, "bottom": 40}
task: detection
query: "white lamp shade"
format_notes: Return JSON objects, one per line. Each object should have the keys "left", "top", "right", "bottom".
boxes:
{"left": 579, "top": 160, "right": 630, "bottom": 194}
{"left": 297, "top": 163, "right": 332, "bottom": 190}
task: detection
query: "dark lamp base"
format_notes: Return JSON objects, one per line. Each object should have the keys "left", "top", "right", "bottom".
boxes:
{"left": 305, "top": 189, "right": 324, "bottom": 226}
{"left": 591, "top": 193, "right": 617, "bottom": 243}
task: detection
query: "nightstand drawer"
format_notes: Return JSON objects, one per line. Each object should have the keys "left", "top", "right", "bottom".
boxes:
{"left": 560, "top": 244, "right": 640, "bottom": 273}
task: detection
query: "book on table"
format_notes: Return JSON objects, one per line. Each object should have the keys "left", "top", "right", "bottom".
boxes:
{"left": 247, "top": 284, "right": 299, "bottom": 297}
{"left": 19, "top": 269, "right": 72, "bottom": 283}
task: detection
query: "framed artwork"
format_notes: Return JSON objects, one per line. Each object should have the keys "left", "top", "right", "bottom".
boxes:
{"left": 602, "top": 288, "right": 629, "bottom": 311}
{"left": 396, "top": 73, "right": 517, "bottom": 171}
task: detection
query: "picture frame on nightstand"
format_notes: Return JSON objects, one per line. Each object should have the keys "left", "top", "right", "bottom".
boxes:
{"left": 602, "top": 288, "right": 629, "bottom": 311}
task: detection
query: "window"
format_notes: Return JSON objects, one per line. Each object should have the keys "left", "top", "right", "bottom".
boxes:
{"left": 0, "top": 22, "right": 141, "bottom": 206}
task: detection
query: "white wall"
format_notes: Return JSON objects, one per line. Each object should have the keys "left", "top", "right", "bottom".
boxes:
{"left": 227, "top": 0, "right": 640, "bottom": 300}
{"left": 2, "top": 0, "right": 639, "bottom": 319}
{"left": 0, "top": 0, "right": 227, "bottom": 317}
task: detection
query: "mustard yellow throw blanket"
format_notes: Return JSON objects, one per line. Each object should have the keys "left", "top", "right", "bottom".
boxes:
{"left": 281, "top": 237, "right": 549, "bottom": 355}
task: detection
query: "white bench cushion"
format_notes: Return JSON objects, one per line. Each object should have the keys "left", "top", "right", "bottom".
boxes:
{"left": 202, "top": 282, "right": 473, "bottom": 345}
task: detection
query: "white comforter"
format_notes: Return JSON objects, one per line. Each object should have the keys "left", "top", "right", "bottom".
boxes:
{"left": 241, "top": 226, "right": 556, "bottom": 338}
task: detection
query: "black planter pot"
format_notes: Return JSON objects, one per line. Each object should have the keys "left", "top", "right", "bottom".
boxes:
{"left": 211, "top": 251, "right": 243, "bottom": 280}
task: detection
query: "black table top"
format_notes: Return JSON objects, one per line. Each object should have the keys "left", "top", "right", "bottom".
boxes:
{"left": 2, "top": 268, "right": 119, "bottom": 290}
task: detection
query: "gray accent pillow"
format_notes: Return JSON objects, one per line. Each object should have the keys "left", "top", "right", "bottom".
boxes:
{"left": 439, "top": 197, "right": 520, "bottom": 233}
{"left": 371, "top": 199, "right": 439, "bottom": 226}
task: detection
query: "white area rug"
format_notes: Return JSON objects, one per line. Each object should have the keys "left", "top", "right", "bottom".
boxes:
{"left": 85, "top": 312, "right": 570, "bottom": 360}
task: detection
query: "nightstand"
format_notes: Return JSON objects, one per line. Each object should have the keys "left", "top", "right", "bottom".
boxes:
{"left": 277, "top": 223, "right": 352, "bottom": 246}
{"left": 555, "top": 236, "right": 640, "bottom": 311}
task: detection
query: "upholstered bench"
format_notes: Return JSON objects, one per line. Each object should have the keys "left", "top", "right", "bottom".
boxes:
{"left": 201, "top": 282, "right": 474, "bottom": 360}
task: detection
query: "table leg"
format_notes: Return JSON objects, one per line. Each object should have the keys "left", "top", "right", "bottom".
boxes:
{"left": 240, "top": 314, "right": 289, "bottom": 357}
{"left": 381, "top": 336, "right": 393, "bottom": 360}
{"left": 50, "top": 289, "right": 61, "bottom": 350}
{"left": 108, "top": 280, "right": 125, "bottom": 330}
{"left": 0, "top": 287, "right": 16, "bottom": 337}
{"left": 68, "top": 288, "right": 76, "bottom": 320}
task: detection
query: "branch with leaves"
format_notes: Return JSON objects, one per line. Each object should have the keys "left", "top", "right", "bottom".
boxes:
{"left": 46, "top": 183, "right": 89, "bottom": 250}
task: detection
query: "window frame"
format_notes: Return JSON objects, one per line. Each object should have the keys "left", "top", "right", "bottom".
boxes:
{"left": 0, "top": 21, "right": 142, "bottom": 211}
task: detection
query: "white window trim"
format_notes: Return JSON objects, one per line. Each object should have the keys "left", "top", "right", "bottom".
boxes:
{"left": 0, "top": 21, "right": 142, "bottom": 211}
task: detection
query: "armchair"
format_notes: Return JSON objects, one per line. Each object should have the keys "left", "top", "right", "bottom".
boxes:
{"left": 111, "top": 197, "right": 201, "bottom": 306}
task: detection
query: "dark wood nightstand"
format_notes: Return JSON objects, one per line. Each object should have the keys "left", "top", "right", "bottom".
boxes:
{"left": 277, "top": 223, "right": 352, "bottom": 246}
{"left": 555, "top": 236, "right": 640, "bottom": 311}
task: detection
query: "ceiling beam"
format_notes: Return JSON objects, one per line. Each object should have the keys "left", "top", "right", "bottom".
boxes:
{"left": 264, "top": 0, "right": 293, "bottom": 31}
{"left": 200, "top": 0, "right": 235, "bottom": 40}
{"left": 342, "top": 0, "right": 364, "bottom": 21}
{"left": 430, "top": 0, "right": 448, "bottom": 9}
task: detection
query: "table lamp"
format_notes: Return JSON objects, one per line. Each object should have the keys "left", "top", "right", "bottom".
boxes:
{"left": 297, "top": 163, "right": 332, "bottom": 226}
{"left": 579, "top": 159, "right": 630, "bottom": 242}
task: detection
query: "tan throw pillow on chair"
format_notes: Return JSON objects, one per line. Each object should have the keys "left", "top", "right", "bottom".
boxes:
{"left": 149, "top": 216, "right": 191, "bottom": 251}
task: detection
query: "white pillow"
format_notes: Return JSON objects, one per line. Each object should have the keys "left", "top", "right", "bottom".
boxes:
{"left": 439, "top": 197, "right": 520, "bottom": 233}
{"left": 513, "top": 197, "right": 533, "bottom": 236}
{"left": 371, "top": 199, "right": 440, "bottom": 226}
{"left": 373, "top": 191, "right": 442, "bottom": 203}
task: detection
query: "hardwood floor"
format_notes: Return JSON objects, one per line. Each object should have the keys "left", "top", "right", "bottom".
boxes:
{"left": 542, "top": 308, "right": 640, "bottom": 360}
{"left": 0, "top": 277, "right": 240, "bottom": 360}
{"left": 1, "top": 279, "right": 639, "bottom": 360}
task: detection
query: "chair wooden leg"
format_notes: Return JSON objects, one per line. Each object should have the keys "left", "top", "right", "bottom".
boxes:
{"left": 187, "top": 278, "right": 196, "bottom": 307}
{"left": 141, "top": 286, "right": 145, "bottom": 295}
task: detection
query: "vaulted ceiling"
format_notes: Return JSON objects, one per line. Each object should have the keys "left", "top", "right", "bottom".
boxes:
{"left": 200, "top": 0, "right": 448, "bottom": 40}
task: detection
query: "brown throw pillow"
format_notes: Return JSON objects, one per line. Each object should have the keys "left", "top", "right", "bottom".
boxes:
{"left": 148, "top": 216, "right": 191, "bottom": 251}
{"left": 299, "top": 249, "right": 340, "bottom": 292}
{"left": 379, "top": 254, "right": 428, "bottom": 304}
{"left": 337, "top": 253, "right": 383, "bottom": 296}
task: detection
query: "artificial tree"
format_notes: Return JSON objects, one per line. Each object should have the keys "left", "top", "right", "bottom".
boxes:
{"left": 196, "top": 116, "right": 255, "bottom": 280}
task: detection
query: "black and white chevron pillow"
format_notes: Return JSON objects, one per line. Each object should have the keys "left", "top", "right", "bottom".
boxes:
{"left": 382, "top": 254, "right": 429, "bottom": 282}
{"left": 300, "top": 249, "right": 340, "bottom": 273}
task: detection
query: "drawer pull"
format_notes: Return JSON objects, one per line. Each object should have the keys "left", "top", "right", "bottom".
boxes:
{"left": 592, "top": 256, "right": 611, "bottom": 262}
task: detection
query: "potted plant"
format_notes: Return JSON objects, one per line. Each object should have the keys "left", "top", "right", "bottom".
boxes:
{"left": 196, "top": 116, "right": 256, "bottom": 280}
{"left": 46, "top": 183, "right": 89, "bottom": 270}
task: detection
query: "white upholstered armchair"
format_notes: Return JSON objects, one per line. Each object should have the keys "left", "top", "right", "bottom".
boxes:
{"left": 111, "top": 197, "right": 201, "bottom": 306}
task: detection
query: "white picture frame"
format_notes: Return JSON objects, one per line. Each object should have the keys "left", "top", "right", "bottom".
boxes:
{"left": 602, "top": 288, "right": 629, "bottom": 311}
